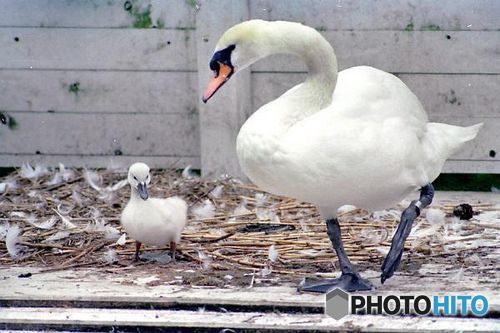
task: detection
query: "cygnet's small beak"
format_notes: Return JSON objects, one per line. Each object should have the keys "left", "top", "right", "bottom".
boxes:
{"left": 202, "top": 62, "right": 233, "bottom": 103}
{"left": 137, "top": 182, "right": 148, "bottom": 200}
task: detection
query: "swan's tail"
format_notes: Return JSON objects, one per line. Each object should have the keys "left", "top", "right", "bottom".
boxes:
{"left": 423, "top": 122, "right": 483, "bottom": 181}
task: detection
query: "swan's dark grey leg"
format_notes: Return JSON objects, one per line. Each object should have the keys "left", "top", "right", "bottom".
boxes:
{"left": 381, "top": 184, "right": 434, "bottom": 283}
{"left": 298, "top": 218, "right": 373, "bottom": 293}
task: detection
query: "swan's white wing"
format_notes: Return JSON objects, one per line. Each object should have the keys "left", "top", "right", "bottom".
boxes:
{"left": 262, "top": 67, "right": 431, "bottom": 210}
{"left": 331, "top": 66, "right": 428, "bottom": 138}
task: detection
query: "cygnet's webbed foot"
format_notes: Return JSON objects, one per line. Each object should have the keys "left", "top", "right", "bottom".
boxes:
{"left": 170, "top": 241, "right": 177, "bottom": 262}
{"left": 298, "top": 273, "right": 373, "bottom": 293}
{"left": 134, "top": 241, "right": 142, "bottom": 262}
{"left": 381, "top": 184, "right": 434, "bottom": 284}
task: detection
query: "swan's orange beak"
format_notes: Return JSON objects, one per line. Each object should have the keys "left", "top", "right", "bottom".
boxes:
{"left": 202, "top": 62, "right": 233, "bottom": 103}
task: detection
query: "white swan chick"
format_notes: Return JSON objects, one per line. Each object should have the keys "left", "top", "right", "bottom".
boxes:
{"left": 121, "top": 162, "right": 187, "bottom": 261}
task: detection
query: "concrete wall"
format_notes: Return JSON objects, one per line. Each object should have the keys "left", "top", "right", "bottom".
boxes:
{"left": 0, "top": 0, "right": 498, "bottom": 175}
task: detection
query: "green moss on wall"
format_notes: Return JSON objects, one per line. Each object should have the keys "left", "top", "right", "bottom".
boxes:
{"left": 124, "top": 0, "right": 153, "bottom": 29}
{"left": 404, "top": 22, "right": 414, "bottom": 32}
{"left": 68, "top": 82, "right": 80, "bottom": 95}
{"left": 421, "top": 24, "right": 441, "bottom": 31}
{"left": 0, "top": 111, "right": 18, "bottom": 130}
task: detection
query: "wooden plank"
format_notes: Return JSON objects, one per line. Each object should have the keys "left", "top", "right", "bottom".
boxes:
{"left": 1, "top": 263, "right": 499, "bottom": 311}
{"left": 0, "top": 113, "right": 200, "bottom": 156}
{"left": 0, "top": 28, "right": 196, "bottom": 71}
{"left": 252, "top": 73, "right": 500, "bottom": 117}
{"left": 0, "top": 70, "right": 198, "bottom": 114}
{"left": 196, "top": 0, "right": 252, "bottom": 178}
{"left": 250, "top": 0, "right": 500, "bottom": 31}
{"left": 251, "top": 31, "right": 500, "bottom": 74}
{"left": 0, "top": 154, "right": 200, "bottom": 169}
{"left": 1, "top": 307, "right": 499, "bottom": 332}
{"left": 0, "top": 0, "right": 196, "bottom": 29}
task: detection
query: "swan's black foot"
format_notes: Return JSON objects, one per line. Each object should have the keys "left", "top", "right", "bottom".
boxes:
{"left": 298, "top": 273, "right": 373, "bottom": 293}
{"left": 381, "top": 184, "right": 434, "bottom": 284}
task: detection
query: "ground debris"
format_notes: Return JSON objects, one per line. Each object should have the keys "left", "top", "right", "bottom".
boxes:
{"left": 0, "top": 167, "right": 498, "bottom": 287}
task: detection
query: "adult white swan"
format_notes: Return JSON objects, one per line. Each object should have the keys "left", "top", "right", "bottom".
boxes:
{"left": 202, "top": 20, "right": 482, "bottom": 292}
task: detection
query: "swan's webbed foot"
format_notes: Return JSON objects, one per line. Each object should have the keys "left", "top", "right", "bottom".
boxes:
{"left": 298, "top": 273, "right": 373, "bottom": 293}
{"left": 381, "top": 184, "right": 434, "bottom": 283}
{"left": 299, "top": 217, "right": 373, "bottom": 293}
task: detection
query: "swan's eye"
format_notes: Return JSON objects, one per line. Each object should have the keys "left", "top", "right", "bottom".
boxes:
{"left": 133, "top": 175, "right": 137, "bottom": 181}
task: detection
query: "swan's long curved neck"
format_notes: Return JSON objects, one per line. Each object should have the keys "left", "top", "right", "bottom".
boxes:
{"left": 237, "top": 22, "right": 338, "bottom": 138}
{"left": 256, "top": 22, "right": 338, "bottom": 110}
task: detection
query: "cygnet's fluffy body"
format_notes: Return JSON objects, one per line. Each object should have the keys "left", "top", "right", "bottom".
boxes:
{"left": 121, "top": 162, "right": 187, "bottom": 261}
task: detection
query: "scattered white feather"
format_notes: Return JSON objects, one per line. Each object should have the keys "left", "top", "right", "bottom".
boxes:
{"left": 192, "top": 199, "right": 216, "bottom": 219}
{"left": 53, "top": 209, "right": 77, "bottom": 229}
{"left": 84, "top": 169, "right": 102, "bottom": 191}
{"left": 256, "top": 208, "right": 280, "bottom": 223}
{"left": 372, "top": 209, "right": 401, "bottom": 221}
{"left": 376, "top": 246, "right": 390, "bottom": 256}
{"left": 2, "top": 177, "right": 17, "bottom": 191}
{"left": 260, "top": 265, "right": 272, "bottom": 277}
{"left": 10, "top": 211, "right": 27, "bottom": 218}
{"left": 20, "top": 162, "right": 48, "bottom": 180}
{"left": 451, "top": 266, "right": 464, "bottom": 282}
{"left": 27, "top": 190, "right": 39, "bottom": 198}
{"left": 425, "top": 208, "right": 446, "bottom": 225}
{"left": 254, "top": 193, "right": 268, "bottom": 207}
{"left": 44, "top": 231, "right": 70, "bottom": 242}
{"left": 46, "top": 163, "right": 74, "bottom": 185}
{"left": 28, "top": 216, "right": 57, "bottom": 230}
{"left": 89, "top": 207, "right": 101, "bottom": 219}
{"left": 135, "top": 275, "right": 160, "bottom": 285}
{"left": 71, "top": 190, "right": 83, "bottom": 206}
{"left": 0, "top": 183, "right": 6, "bottom": 193}
{"left": 298, "top": 249, "right": 321, "bottom": 257}
{"left": 224, "top": 274, "right": 234, "bottom": 281}
{"left": 84, "top": 169, "right": 126, "bottom": 203}
{"left": 359, "top": 228, "right": 386, "bottom": 244}
{"left": 116, "top": 233, "right": 127, "bottom": 246}
{"left": 209, "top": 185, "right": 224, "bottom": 199}
{"left": 87, "top": 219, "right": 120, "bottom": 239}
{"left": 6, "top": 224, "right": 25, "bottom": 259}
{"left": 103, "top": 249, "right": 118, "bottom": 264}
{"left": 197, "top": 250, "right": 212, "bottom": 270}
{"left": 475, "top": 211, "right": 500, "bottom": 224}
{"left": 448, "top": 216, "right": 463, "bottom": 233}
{"left": 0, "top": 223, "right": 8, "bottom": 240}
{"left": 182, "top": 165, "right": 195, "bottom": 178}
{"left": 46, "top": 172, "right": 62, "bottom": 186}
{"left": 233, "top": 200, "right": 251, "bottom": 215}
{"left": 268, "top": 244, "right": 279, "bottom": 262}
{"left": 107, "top": 179, "right": 128, "bottom": 192}
{"left": 337, "top": 205, "right": 357, "bottom": 215}
{"left": 57, "top": 203, "right": 73, "bottom": 215}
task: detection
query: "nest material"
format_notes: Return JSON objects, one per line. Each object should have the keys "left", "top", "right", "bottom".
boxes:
{"left": 0, "top": 166, "right": 498, "bottom": 283}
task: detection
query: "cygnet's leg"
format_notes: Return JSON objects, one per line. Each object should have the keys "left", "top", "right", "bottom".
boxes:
{"left": 170, "top": 241, "right": 177, "bottom": 262}
{"left": 381, "top": 184, "right": 434, "bottom": 283}
{"left": 134, "top": 241, "right": 142, "bottom": 261}
{"left": 299, "top": 218, "right": 373, "bottom": 293}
